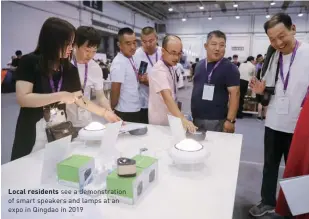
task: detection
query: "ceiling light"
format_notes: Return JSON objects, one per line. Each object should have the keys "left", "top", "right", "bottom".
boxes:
{"left": 266, "top": 14, "right": 271, "bottom": 18}
{"left": 199, "top": 6, "right": 204, "bottom": 10}
{"left": 168, "top": 7, "right": 173, "bottom": 12}
{"left": 182, "top": 18, "right": 186, "bottom": 22}
{"left": 233, "top": 3, "right": 238, "bottom": 8}
{"left": 270, "top": 1, "right": 275, "bottom": 6}
{"left": 235, "top": 15, "right": 240, "bottom": 19}
{"left": 298, "top": 13, "right": 303, "bottom": 17}
{"left": 208, "top": 16, "right": 212, "bottom": 20}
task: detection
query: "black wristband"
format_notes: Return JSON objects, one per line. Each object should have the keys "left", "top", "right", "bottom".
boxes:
{"left": 226, "top": 119, "right": 236, "bottom": 124}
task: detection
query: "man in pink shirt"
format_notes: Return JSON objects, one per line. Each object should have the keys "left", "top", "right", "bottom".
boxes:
{"left": 148, "top": 35, "right": 197, "bottom": 132}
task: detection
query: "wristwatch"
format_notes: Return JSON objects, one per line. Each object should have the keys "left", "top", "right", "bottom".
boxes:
{"left": 226, "top": 118, "right": 236, "bottom": 124}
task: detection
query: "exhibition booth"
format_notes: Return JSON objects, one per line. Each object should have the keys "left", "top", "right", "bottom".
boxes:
{"left": 2, "top": 118, "right": 243, "bottom": 219}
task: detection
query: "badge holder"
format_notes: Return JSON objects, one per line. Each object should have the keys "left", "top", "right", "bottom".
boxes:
{"left": 77, "top": 107, "right": 90, "bottom": 121}
{"left": 202, "top": 84, "right": 215, "bottom": 101}
{"left": 276, "top": 95, "right": 290, "bottom": 115}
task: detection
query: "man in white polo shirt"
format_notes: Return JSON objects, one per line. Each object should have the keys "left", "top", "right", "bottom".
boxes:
{"left": 249, "top": 13, "right": 309, "bottom": 217}
{"left": 66, "top": 26, "right": 120, "bottom": 129}
{"left": 110, "top": 27, "right": 142, "bottom": 123}
{"left": 134, "top": 26, "right": 162, "bottom": 124}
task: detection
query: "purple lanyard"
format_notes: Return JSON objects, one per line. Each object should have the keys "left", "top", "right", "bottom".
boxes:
{"left": 163, "top": 61, "right": 177, "bottom": 95}
{"left": 49, "top": 66, "right": 63, "bottom": 93}
{"left": 145, "top": 50, "right": 158, "bottom": 67}
{"left": 279, "top": 40, "right": 299, "bottom": 93}
{"left": 73, "top": 57, "right": 88, "bottom": 94}
{"left": 128, "top": 57, "right": 139, "bottom": 81}
{"left": 205, "top": 58, "right": 223, "bottom": 84}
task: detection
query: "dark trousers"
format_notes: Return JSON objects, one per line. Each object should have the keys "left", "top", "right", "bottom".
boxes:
{"left": 114, "top": 110, "right": 143, "bottom": 123}
{"left": 238, "top": 79, "right": 248, "bottom": 116}
{"left": 261, "top": 127, "right": 293, "bottom": 206}
{"left": 140, "top": 108, "right": 149, "bottom": 124}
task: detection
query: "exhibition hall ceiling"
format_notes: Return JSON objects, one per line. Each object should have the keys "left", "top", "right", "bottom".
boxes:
{"left": 116, "top": 1, "right": 309, "bottom": 21}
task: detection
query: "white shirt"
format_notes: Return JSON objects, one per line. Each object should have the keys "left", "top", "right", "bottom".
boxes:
{"left": 66, "top": 59, "right": 104, "bottom": 127}
{"left": 110, "top": 52, "right": 141, "bottom": 112}
{"left": 239, "top": 61, "right": 255, "bottom": 81}
{"left": 134, "top": 47, "right": 162, "bottom": 109}
{"left": 265, "top": 42, "right": 309, "bottom": 133}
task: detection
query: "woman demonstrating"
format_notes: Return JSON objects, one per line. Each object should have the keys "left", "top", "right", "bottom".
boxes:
{"left": 11, "top": 17, "right": 119, "bottom": 161}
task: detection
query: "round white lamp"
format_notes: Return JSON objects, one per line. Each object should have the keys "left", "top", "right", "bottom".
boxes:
{"left": 169, "top": 139, "right": 209, "bottom": 165}
{"left": 78, "top": 122, "right": 106, "bottom": 141}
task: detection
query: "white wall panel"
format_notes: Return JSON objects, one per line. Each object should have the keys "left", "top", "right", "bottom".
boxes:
{"left": 167, "top": 16, "right": 252, "bottom": 35}
{"left": 167, "top": 14, "right": 309, "bottom": 61}
{"left": 1, "top": 1, "right": 80, "bottom": 67}
{"left": 1, "top": 1, "right": 154, "bottom": 68}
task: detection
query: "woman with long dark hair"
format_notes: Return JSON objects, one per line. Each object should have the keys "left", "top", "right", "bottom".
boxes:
{"left": 11, "top": 17, "right": 116, "bottom": 161}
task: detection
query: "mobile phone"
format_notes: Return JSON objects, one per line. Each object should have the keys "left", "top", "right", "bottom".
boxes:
{"left": 138, "top": 61, "right": 148, "bottom": 75}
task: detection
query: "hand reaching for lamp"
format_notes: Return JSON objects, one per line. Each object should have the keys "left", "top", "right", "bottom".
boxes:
{"left": 103, "top": 109, "right": 122, "bottom": 123}
{"left": 181, "top": 118, "right": 198, "bottom": 133}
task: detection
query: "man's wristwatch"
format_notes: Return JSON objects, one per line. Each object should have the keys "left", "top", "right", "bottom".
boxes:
{"left": 226, "top": 118, "right": 236, "bottom": 124}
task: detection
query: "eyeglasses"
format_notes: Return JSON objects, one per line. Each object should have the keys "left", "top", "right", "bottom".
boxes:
{"left": 163, "top": 48, "right": 183, "bottom": 57}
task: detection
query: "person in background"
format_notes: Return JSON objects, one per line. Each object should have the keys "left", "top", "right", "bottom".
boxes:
{"left": 134, "top": 26, "right": 162, "bottom": 124}
{"left": 237, "top": 56, "right": 256, "bottom": 118}
{"left": 255, "top": 54, "right": 267, "bottom": 120}
{"left": 189, "top": 57, "right": 199, "bottom": 82}
{"left": 232, "top": 54, "right": 241, "bottom": 67}
{"left": 11, "top": 17, "right": 114, "bottom": 161}
{"left": 148, "top": 35, "right": 197, "bottom": 132}
{"left": 66, "top": 26, "right": 120, "bottom": 129}
{"left": 228, "top": 56, "right": 232, "bottom": 62}
{"left": 191, "top": 30, "right": 240, "bottom": 133}
{"left": 110, "top": 27, "right": 142, "bottom": 123}
{"left": 11, "top": 50, "right": 22, "bottom": 70}
{"left": 249, "top": 13, "right": 309, "bottom": 217}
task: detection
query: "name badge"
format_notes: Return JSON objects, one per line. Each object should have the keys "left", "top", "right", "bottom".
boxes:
{"left": 276, "top": 96, "right": 289, "bottom": 115}
{"left": 77, "top": 107, "right": 90, "bottom": 121}
{"left": 202, "top": 84, "right": 215, "bottom": 101}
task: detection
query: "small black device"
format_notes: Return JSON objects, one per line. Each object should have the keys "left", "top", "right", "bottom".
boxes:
{"left": 138, "top": 61, "right": 148, "bottom": 75}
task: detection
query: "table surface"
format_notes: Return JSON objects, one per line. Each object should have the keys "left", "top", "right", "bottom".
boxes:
{"left": 1, "top": 124, "right": 243, "bottom": 219}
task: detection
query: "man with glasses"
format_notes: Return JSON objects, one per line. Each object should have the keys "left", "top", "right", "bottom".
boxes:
{"left": 191, "top": 30, "right": 240, "bottom": 133}
{"left": 134, "top": 27, "right": 162, "bottom": 123}
{"left": 66, "top": 26, "right": 120, "bottom": 129}
{"left": 148, "top": 35, "right": 197, "bottom": 133}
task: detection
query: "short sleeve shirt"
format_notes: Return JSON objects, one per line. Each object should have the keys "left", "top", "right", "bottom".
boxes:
{"left": 66, "top": 59, "right": 104, "bottom": 127}
{"left": 134, "top": 47, "right": 162, "bottom": 109}
{"left": 191, "top": 58, "right": 240, "bottom": 120}
{"left": 149, "top": 60, "right": 177, "bottom": 126}
{"left": 110, "top": 52, "right": 141, "bottom": 112}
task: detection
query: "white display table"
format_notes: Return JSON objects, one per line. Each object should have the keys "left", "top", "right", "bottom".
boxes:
{"left": 1, "top": 125, "right": 243, "bottom": 219}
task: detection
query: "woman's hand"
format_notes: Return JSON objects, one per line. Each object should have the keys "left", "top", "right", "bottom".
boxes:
{"left": 103, "top": 110, "right": 122, "bottom": 123}
{"left": 58, "top": 92, "right": 78, "bottom": 104}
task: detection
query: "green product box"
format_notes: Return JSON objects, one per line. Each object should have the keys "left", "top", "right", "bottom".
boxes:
{"left": 106, "top": 155, "right": 158, "bottom": 205}
{"left": 57, "top": 154, "right": 95, "bottom": 189}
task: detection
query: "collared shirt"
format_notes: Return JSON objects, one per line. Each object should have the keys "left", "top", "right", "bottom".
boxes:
{"left": 191, "top": 58, "right": 240, "bottom": 120}
{"left": 134, "top": 47, "right": 162, "bottom": 109}
{"left": 149, "top": 60, "right": 177, "bottom": 126}
{"left": 239, "top": 61, "right": 256, "bottom": 81}
{"left": 110, "top": 52, "right": 141, "bottom": 112}
{"left": 66, "top": 59, "right": 104, "bottom": 127}
{"left": 265, "top": 42, "right": 309, "bottom": 133}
